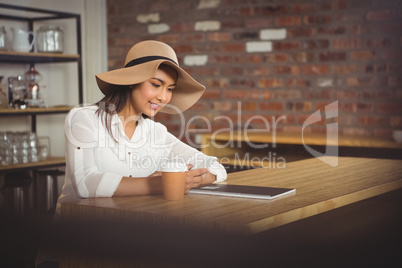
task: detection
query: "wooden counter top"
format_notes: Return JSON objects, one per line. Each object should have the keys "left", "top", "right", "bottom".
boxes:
{"left": 61, "top": 157, "right": 402, "bottom": 235}
{"left": 202, "top": 131, "right": 402, "bottom": 149}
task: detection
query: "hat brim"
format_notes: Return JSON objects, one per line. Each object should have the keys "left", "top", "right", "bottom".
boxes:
{"left": 95, "top": 60, "right": 205, "bottom": 114}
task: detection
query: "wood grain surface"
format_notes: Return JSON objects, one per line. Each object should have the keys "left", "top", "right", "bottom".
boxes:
{"left": 61, "top": 157, "right": 402, "bottom": 235}
{"left": 201, "top": 131, "right": 402, "bottom": 148}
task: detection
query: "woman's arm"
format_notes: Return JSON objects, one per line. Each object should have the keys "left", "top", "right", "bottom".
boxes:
{"left": 166, "top": 133, "right": 227, "bottom": 184}
{"left": 114, "top": 165, "right": 213, "bottom": 196}
{"left": 65, "top": 107, "right": 123, "bottom": 198}
{"left": 113, "top": 175, "right": 163, "bottom": 196}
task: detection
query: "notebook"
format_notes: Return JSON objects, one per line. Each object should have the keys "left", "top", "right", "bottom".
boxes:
{"left": 189, "top": 184, "right": 295, "bottom": 200}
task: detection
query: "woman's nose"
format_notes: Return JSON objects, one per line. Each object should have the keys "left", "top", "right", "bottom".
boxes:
{"left": 157, "top": 87, "right": 169, "bottom": 102}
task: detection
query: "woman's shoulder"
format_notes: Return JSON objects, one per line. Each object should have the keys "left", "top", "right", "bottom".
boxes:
{"left": 69, "top": 104, "right": 98, "bottom": 113}
{"left": 66, "top": 105, "right": 99, "bottom": 124}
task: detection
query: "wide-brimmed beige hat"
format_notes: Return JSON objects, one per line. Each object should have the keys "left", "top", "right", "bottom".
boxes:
{"left": 96, "top": 40, "right": 205, "bottom": 114}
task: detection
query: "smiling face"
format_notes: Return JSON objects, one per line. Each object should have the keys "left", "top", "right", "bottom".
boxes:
{"left": 128, "top": 64, "right": 178, "bottom": 117}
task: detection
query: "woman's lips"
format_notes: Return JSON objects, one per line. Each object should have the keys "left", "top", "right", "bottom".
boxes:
{"left": 149, "top": 102, "right": 161, "bottom": 110}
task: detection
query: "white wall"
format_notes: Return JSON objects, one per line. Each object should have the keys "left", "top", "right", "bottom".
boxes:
{"left": 0, "top": 0, "right": 107, "bottom": 157}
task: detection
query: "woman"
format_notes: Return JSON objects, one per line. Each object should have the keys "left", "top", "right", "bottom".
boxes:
{"left": 55, "top": 40, "right": 227, "bottom": 216}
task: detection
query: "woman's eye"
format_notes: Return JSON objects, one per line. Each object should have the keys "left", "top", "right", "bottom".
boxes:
{"left": 168, "top": 87, "right": 174, "bottom": 91}
{"left": 152, "top": 83, "right": 160, "bottom": 88}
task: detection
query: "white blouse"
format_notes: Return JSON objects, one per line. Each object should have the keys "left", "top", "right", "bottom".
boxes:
{"left": 56, "top": 105, "right": 227, "bottom": 212}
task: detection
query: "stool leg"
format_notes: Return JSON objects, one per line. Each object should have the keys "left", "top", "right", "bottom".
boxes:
{"left": 46, "top": 175, "right": 59, "bottom": 212}
{"left": 35, "top": 169, "right": 63, "bottom": 213}
{"left": 14, "top": 188, "right": 23, "bottom": 215}
{"left": 52, "top": 175, "right": 58, "bottom": 211}
{"left": 46, "top": 175, "right": 52, "bottom": 211}
{"left": 1, "top": 172, "right": 32, "bottom": 215}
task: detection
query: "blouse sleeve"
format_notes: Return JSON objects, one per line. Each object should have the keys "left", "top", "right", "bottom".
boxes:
{"left": 165, "top": 132, "right": 227, "bottom": 183}
{"left": 64, "top": 108, "right": 123, "bottom": 198}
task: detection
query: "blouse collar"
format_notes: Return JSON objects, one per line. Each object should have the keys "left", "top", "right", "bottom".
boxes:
{"left": 110, "top": 113, "right": 148, "bottom": 141}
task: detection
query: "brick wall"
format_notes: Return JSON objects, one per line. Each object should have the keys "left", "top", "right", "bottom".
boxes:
{"left": 106, "top": 0, "right": 402, "bottom": 143}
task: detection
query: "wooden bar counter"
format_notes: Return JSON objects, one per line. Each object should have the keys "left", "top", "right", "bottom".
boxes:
{"left": 201, "top": 131, "right": 402, "bottom": 167}
{"left": 61, "top": 157, "right": 402, "bottom": 234}
{"left": 201, "top": 131, "right": 402, "bottom": 149}
{"left": 58, "top": 156, "right": 402, "bottom": 267}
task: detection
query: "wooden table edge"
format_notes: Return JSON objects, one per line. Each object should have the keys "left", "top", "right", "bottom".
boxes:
{"left": 246, "top": 179, "right": 402, "bottom": 235}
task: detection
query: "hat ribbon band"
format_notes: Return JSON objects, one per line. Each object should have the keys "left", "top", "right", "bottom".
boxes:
{"left": 125, "top": 56, "right": 178, "bottom": 68}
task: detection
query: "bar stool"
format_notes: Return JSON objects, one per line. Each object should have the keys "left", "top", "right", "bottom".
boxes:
{"left": 1, "top": 171, "right": 33, "bottom": 215}
{"left": 35, "top": 169, "right": 64, "bottom": 213}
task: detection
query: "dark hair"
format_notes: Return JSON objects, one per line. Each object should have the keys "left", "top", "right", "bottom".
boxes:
{"left": 95, "top": 85, "right": 147, "bottom": 143}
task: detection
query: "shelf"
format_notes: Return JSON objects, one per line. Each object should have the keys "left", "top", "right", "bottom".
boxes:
{"left": 0, "top": 106, "right": 73, "bottom": 115}
{"left": 0, "top": 3, "right": 82, "bottom": 177}
{"left": 0, "top": 51, "right": 80, "bottom": 64}
{"left": 0, "top": 156, "right": 65, "bottom": 172}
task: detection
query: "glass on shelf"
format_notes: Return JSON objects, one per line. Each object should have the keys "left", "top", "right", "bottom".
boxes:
{"left": 38, "top": 135, "right": 50, "bottom": 161}
{"left": 25, "top": 66, "right": 42, "bottom": 100}
{"left": 0, "top": 75, "right": 9, "bottom": 108}
{"left": 24, "top": 66, "right": 46, "bottom": 108}
{"left": 9, "top": 75, "right": 27, "bottom": 109}
{"left": 37, "top": 25, "right": 64, "bottom": 53}
{"left": 0, "top": 132, "right": 12, "bottom": 165}
{"left": 0, "top": 131, "right": 49, "bottom": 166}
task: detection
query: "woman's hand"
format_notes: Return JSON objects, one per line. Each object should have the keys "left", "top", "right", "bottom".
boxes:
{"left": 184, "top": 164, "right": 216, "bottom": 193}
